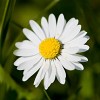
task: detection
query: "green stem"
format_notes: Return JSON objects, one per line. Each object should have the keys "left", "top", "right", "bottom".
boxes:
{"left": 44, "top": 90, "right": 51, "bottom": 100}
{"left": 44, "top": 0, "right": 60, "bottom": 12}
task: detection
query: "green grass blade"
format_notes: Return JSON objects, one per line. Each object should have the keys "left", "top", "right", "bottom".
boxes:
{"left": 0, "top": 65, "right": 43, "bottom": 100}
{"left": 0, "top": 0, "right": 16, "bottom": 47}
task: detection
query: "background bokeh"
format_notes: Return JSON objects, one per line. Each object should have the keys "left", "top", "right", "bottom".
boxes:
{"left": 0, "top": 0, "right": 100, "bottom": 100}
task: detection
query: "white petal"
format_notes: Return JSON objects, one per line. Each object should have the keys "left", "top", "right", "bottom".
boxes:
{"left": 34, "top": 65, "right": 44, "bottom": 87}
{"left": 44, "top": 71, "right": 49, "bottom": 90}
{"left": 48, "top": 14, "right": 56, "bottom": 37}
{"left": 63, "top": 44, "right": 89, "bottom": 53}
{"left": 59, "top": 18, "right": 78, "bottom": 40}
{"left": 62, "top": 25, "right": 81, "bottom": 43}
{"left": 68, "top": 36, "right": 90, "bottom": 46}
{"left": 49, "top": 60, "right": 56, "bottom": 83}
{"left": 18, "top": 59, "right": 36, "bottom": 71}
{"left": 23, "top": 28, "right": 41, "bottom": 46}
{"left": 75, "top": 30, "right": 87, "bottom": 38}
{"left": 54, "top": 59, "right": 66, "bottom": 84}
{"left": 78, "top": 45, "right": 89, "bottom": 51}
{"left": 71, "top": 45, "right": 89, "bottom": 53}
{"left": 37, "top": 60, "right": 50, "bottom": 78}
{"left": 62, "top": 47, "right": 79, "bottom": 54}
{"left": 61, "top": 53, "right": 88, "bottom": 62}
{"left": 58, "top": 55, "right": 75, "bottom": 70}
{"left": 14, "top": 56, "right": 35, "bottom": 66}
{"left": 55, "top": 14, "right": 65, "bottom": 39}
{"left": 63, "top": 18, "right": 78, "bottom": 33}
{"left": 41, "top": 17, "right": 49, "bottom": 37}
{"left": 73, "top": 62, "right": 84, "bottom": 70}
{"left": 15, "top": 40, "right": 35, "bottom": 49}
{"left": 73, "top": 54, "right": 88, "bottom": 62}
{"left": 17, "top": 54, "right": 41, "bottom": 71}
{"left": 22, "top": 58, "right": 44, "bottom": 81}
{"left": 44, "top": 60, "right": 56, "bottom": 89}
{"left": 34, "top": 60, "right": 50, "bottom": 87}
{"left": 29, "top": 20, "right": 45, "bottom": 40}
{"left": 42, "top": 60, "right": 50, "bottom": 77}
{"left": 61, "top": 52, "right": 80, "bottom": 62}
{"left": 13, "top": 49, "right": 39, "bottom": 56}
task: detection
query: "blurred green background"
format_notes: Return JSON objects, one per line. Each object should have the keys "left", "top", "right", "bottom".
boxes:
{"left": 0, "top": 0, "right": 100, "bottom": 100}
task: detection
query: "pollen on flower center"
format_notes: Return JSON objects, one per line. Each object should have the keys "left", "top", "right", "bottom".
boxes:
{"left": 39, "top": 38, "right": 61, "bottom": 59}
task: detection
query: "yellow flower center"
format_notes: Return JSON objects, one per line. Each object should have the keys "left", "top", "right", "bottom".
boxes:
{"left": 39, "top": 38, "right": 61, "bottom": 59}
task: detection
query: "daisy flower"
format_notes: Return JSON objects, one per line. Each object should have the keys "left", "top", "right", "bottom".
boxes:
{"left": 14, "top": 14, "right": 89, "bottom": 89}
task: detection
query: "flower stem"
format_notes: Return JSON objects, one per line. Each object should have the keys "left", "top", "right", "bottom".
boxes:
{"left": 44, "top": 89, "right": 51, "bottom": 100}
{"left": 44, "top": 0, "right": 60, "bottom": 12}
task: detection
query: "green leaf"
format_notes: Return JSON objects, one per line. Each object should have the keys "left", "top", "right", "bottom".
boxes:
{"left": 0, "top": 65, "right": 43, "bottom": 100}
{"left": 0, "top": 0, "right": 16, "bottom": 47}
{"left": 80, "top": 68, "right": 94, "bottom": 98}
{"left": 0, "top": 0, "right": 16, "bottom": 65}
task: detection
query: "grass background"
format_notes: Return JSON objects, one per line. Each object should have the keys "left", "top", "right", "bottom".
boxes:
{"left": 0, "top": 0, "right": 100, "bottom": 100}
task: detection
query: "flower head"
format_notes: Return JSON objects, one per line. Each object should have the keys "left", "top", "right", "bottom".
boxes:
{"left": 14, "top": 14, "right": 89, "bottom": 89}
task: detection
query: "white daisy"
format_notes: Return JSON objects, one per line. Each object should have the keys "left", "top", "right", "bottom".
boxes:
{"left": 14, "top": 14, "right": 89, "bottom": 89}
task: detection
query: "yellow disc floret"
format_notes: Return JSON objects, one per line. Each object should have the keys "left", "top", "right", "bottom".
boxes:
{"left": 39, "top": 38, "right": 61, "bottom": 59}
